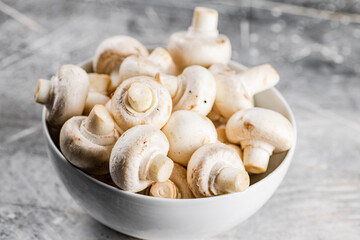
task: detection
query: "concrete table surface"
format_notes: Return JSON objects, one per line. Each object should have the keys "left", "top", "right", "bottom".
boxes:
{"left": 0, "top": 0, "right": 359, "bottom": 239}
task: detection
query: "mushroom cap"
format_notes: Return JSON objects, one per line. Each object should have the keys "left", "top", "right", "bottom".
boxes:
{"left": 167, "top": 32, "right": 231, "bottom": 70}
{"left": 161, "top": 110, "right": 217, "bottom": 166}
{"left": 119, "top": 47, "right": 178, "bottom": 83}
{"left": 83, "top": 92, "right": 110, "bottom": 115}
{"left": 172, "top": 65, "right": 216, "bottom": 116}
{"left": 209, "top": 63, "right": 253, "bottom": 120}
{"left": 169, "top": 163, "right": 194, "bottom": 199}
{"left": 216, "top": 126, "right": 243, "bottom": 159}
{"left": 216, "top": 125, "right": 228, "bottom": 143}
{"left": 187, "top": 142, "right": 247, "bottom": 198}
{"left": 88, "top": 73, "right": 110, "bottom": 95}
{"left": 110, "top": 76, "right": 172, "bottom": 131}
{"left": 93, "top": 35, "right": 149, "bottom": 74}
{"left": 148, "top": 163, "right": 194, "bottom": 199}
{"left": 207, "top": 104, "right": 226, "bottom": 127}
{"left": 45, "top": 64, "right": 89, "bottom": 128}
{"left": 60, "top": 116, "right": 119, "bottom": 175}
{"left": 110, "top": 125, "right": 170, "bottom": 192}
{"left": 226, "top": 108, "right": 294, "bottom": 153}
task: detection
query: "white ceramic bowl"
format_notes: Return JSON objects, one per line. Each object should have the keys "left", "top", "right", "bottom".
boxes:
{"left": 42, "top": 61, "right": 297, "bottom": 239}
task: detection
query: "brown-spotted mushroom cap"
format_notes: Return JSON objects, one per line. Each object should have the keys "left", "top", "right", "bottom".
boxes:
{"left": 226, "top": 107, "right": 294, "bottom": 174}
{"left": 110, "top": 76, "right": 172, "bottom": 131}
{"left": 34, "top": 64, "right": 89, "bottom": 128}
{"left": 60, "top": 105, "right": 120, "bottom": 175}
{"left": 119, "top": 47, "right": 179, "bottom": 84}
{"left": 149, "top": 163, "right": 194, "bottom": 199}
{"left": 209, "top": 63, "right": 280, "bottom": 120}
{"left": 83, "top": 73, "right": 111, "bottom": 115}
{"left": 110, "top": 125, "right": 174, "bottom": 192}
{"left": 187, "top": 142, "right": 250, "bottom": 198}
{"left": 167, "top": 7, "right": 231, "bottom": 70}
{"left": 92, "top": 35, "right": 149, "bottom": 91}
{"left": 159, "top": 65, "right": 216, "bottom": 116}
{"left": 162, "top": 110, "right": 217, "bottom": 166}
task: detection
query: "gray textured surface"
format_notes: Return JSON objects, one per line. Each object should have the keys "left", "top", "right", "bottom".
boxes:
{"left": 1, "top": 0, "right": 360, "bottom": 239}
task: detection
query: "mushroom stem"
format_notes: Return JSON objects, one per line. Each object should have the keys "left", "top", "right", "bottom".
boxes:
{"left": 214, "top": 167, "right": 249, "bottom": 193}
{"left": 147, "top": 154, "right": 174, "bottom": 182}
{"left": 150, "top": 180, "right": 177, "bottom": 199}
{"left": 85, "top": 105, "right": 115, "bottom": 135}
{"left": 243, "top": 144, "right": 275, "bottom": 174}
{"left": 190, "top": 7, "right": 218, "bottom": 35}
{"left": 238, "top": 64, "right": 280, "bottom": 96}
{"left": 34, "top": 78, "right": 52, "bottom": 104}
{"left": 127, "top": 82, "right": 153, "bottom": 112}
{"left": 148, "top": 47, "right": 173, "bottom": 68}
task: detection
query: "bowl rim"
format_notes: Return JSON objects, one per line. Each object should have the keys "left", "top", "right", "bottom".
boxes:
{"left": 43, "top": 60, "right": 297, "bottom": 202}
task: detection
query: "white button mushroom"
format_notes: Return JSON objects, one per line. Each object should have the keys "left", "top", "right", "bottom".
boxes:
{"left": 60, "top": 105, "right": 120, "bottom": 175}
{"left": 110, "top": 125, "right": 174, "bottom": 192}
{"left": 207, "top": 105, "right": 226, "bottom": 127}
{"left": 161, "top": 110, "right": 217, "bottom": 166}
{"left": 88, "top": 73, "right": 111, "bottom": 94}
{"left": 119, "top": 47, "right": 179, "bottom": 84}
{"left": 167, "top": 7, "right": 231, "bottom": 70}
{"left": 226, "top": 108, "right": 294, "bottom": 174}
{"left": 92, "top": 35, "right": 149, "bottom": 92}
{"left": 83, "top": 73, "right": 111, "bottom": 115}
{"left": 34, "top": 64, "right": 89, "bottom": 128}
{"left": 209, "top": 63, "right": 280, "bottom": 120}
{"left": 216, "top": 125, "right": 243, "bottom": 159}
{"left": 110, "top": 76, "right": 172, "bottom": 131}
{"left": 84, "top": 92, "right": 110, "bottom": 116}
{"left": 187, "top": 143, "right": 250, "bottom": 198}
{"left": 149, "top": 163, "right": 194, "bottom": 199}
{"left": 158, "top": 65, "right": 216, "bottom": 116}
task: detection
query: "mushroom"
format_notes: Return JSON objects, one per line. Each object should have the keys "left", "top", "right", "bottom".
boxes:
{"left": 110, "top": 125, "right": 174, "bottom": 192}
{"left": 167, "top": 7, "right": 231, "bottom": 70}
{"left": 226, "top": 107, "right": 294, "bottom": 174}
{"left": 187, "top": 142, "right": 250, "bottom": 198}
{"left": 84, "top": 92, "right": 110, "bottom": 116}
{"left": 83, "top": 73, "right": 111, "bottom": 115}
{"left": 92, "top": 35, "right": 149, "bottom": 92}
{"left": 119, "top": 47, "right": 179, "bottom": 84}
{"left": 88, "top": 73, "right": 111, "bottom": 94}
{"left": 158, "top": 65, "right": 216, "bottom": 116}
{"left": 216, "top": 125, "right": 243, "bottom": 159}
{"left": 149, "top": 163, "right": 194, "bottom": 199}
{"left": 110, "top": 76, "right": 172, "bottom": 131}
{"left": 162, "top": 110, "right": 217, "bottom": 166}
{"left": 60, "top": 105, "right": 120, "bottom": 175}
{"left": 209, "top": 63, "right": 280, "bottom": 120}
{"left": 34, "top": 64, "right": 89, "bottom": 128}
{"left": 207, "top": 105, "right": 226, "bottom": 127}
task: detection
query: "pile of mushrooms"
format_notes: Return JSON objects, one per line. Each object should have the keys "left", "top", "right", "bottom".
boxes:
{"left": 34, "top": 6, "right": 294, "bottom": 199}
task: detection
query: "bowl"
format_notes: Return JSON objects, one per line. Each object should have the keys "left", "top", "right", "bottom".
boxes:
{"left": 42, "top": 60, "right": 297, "bottom": 239}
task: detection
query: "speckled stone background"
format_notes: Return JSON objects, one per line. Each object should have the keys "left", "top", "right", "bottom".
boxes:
{"left": 1, "top": 0, "right": 360, "bottom": 239}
